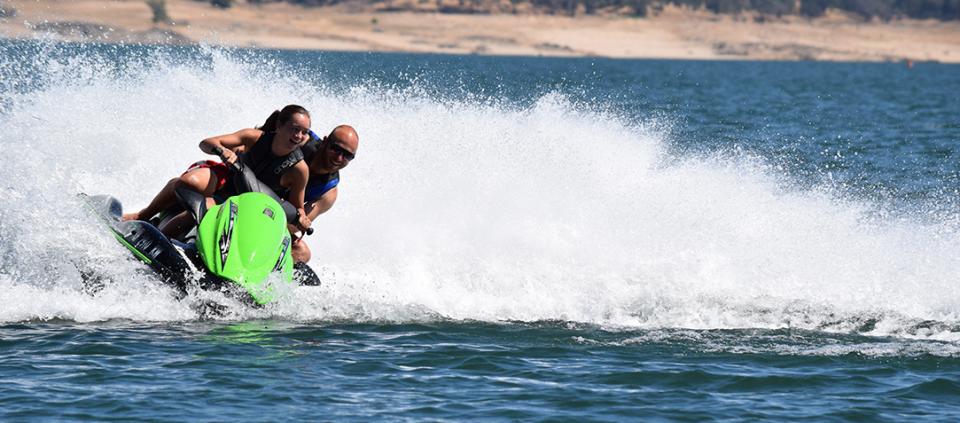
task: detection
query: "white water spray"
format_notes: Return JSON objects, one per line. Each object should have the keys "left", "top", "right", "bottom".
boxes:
{"left": 0, "top": 42, "right": 958, "bottom": 343}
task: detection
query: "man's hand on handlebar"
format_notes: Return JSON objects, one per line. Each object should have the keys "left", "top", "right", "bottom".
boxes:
{"left": 287, "top": 209, "right": 314, "bottom": 241}
{"left": 296, "top": 209, "right": 312, "bottom": 233}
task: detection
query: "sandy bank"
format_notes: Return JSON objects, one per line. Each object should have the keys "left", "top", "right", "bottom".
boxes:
{"left": 1, "top": 0, "right": 958, "bottom": 62}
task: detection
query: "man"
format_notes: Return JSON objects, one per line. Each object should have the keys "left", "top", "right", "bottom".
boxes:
{"left": 292, "top": 125, "right": 360, "bottom": 263}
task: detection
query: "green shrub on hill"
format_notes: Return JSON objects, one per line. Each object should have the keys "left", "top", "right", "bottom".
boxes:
{"left": 0, "top": 1, "right": 18, "bottom": 18}
{"left": 146, "top": 0, "right": 172, "bottom": 23}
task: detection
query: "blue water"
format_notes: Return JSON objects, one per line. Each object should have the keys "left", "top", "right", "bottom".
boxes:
{"left": 2, "top": 39, "right": 960, "bottom": 420}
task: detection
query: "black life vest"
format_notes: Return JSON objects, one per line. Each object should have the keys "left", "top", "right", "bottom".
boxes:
{"left": 220, "top": 131, "right": 303, "bottom": 197}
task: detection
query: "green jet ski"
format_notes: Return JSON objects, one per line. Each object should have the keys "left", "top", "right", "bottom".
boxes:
{"left": 81, "top": 161, "right": 321, "bottom": 306}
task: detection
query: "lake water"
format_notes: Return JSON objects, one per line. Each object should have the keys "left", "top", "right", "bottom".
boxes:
{"left": 1, "top": 39, "right": 959, "bottom": 420}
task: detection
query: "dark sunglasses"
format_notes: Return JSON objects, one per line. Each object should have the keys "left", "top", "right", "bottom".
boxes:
{"left": 328, "top": 140, "right": 355, "bottom": 161}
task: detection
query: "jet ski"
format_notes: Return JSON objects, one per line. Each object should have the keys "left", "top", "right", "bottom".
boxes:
{"left": 80, "top": 160, "right": 321, "bottom": 306}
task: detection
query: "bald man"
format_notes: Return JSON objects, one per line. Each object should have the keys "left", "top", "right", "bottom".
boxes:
{"left": 292, "top": 125, "right": 360, "bottom": 263}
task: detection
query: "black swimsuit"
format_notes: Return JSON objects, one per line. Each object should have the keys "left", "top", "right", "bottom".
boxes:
{"left": 218, "top": 131, "right": 303, "bottom": 197}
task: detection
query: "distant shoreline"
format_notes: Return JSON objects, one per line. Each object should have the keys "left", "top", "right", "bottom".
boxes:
{"left": 1, "top": 0, "right": 958, "bottom": 62}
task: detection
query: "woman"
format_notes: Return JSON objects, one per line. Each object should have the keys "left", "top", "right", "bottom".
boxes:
{"left": 124, "top": 104, "right": 313, "bottom": 235}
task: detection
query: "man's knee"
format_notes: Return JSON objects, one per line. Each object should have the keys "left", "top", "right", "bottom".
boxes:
{"left": 292, "top": 240, "right": 311, "bottom": 263}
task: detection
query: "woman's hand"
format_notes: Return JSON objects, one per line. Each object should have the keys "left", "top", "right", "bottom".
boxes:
{"left": 213, "top": 146, "right": 238, "bottom": 164}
